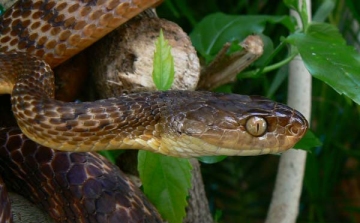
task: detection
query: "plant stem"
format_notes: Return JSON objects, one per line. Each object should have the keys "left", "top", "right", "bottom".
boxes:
{"left": 265, "top": 0, "right": 312, "bottom": 222}
{"left": 240, "top": 52, "right": 297, "bottom": 78}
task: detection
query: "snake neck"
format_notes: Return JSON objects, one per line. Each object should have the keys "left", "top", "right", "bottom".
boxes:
{"left": 0, "top": 53, "right": 192, "bottom": 156}
{"left": 7, "top": 58, "right": 170, "bottom": 153}
{"left": 1, "top": 53, "right": 55, "bottom": 97}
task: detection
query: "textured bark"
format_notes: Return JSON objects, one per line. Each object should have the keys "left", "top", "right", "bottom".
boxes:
{"left": 89, "top": 13, "right": 199, "bottom": 98}
{"left": 0, "top": 0, "right": 15, "bottom": 8}
{"left": 184, "top": 159, "right": 214, "bottom": 223}
{"left": 10, "top": 193, "right": 55, "bottom": 223}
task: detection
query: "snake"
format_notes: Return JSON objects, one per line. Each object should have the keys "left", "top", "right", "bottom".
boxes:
{"left": 0, "top": 0, "right": 309, "bottom": 222}
{"left": 0, "top": 126, "right": 163, "bottom": 223}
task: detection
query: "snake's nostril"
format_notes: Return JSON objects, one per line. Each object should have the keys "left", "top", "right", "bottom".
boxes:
{"left": 287, "top": 121, "right": 308, "bottom": 137}
{"left": 288, "top": 125, "right": 300, "bottom": 136}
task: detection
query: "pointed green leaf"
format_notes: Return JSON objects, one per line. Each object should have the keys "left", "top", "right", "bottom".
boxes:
{"left": 145, "top": 29, "right": 191, "bottom": 223}
{"left": 293, "top": 130, "right": 322, "bottom": 152}
{"left": 286, "top": 23, "right": 360, "bottom": 104}
{"left": 284, "top": 0, "right": 310, "bottom": 30}
{"left": 198, "top": 155, "right": 227, "bottom": 164}
{"left": 299, "top": 0, "right": 309, "bottom": 29}
{"left": 138, "top": 151, "right": 192, "bottom": 223}
{"left": 152, "top": 29, "right": 175, "bottom": 91}
{"left": 313, "top": 0, "right": 335, "bottom": 22}
{"left": 0, "top": 5, "right": 4, "bottom": 16}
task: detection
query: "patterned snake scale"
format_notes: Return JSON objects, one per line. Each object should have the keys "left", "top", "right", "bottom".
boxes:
{"left": 0, "top": 127, "right": 162, "bottom": 222}
{"left": 0, "top": 0, "right": 309, "bottom": 222}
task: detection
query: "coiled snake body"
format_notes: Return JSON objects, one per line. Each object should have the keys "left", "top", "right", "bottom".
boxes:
{"left": 0, "top": 0, "right": 308, "bottom": 222}
{"left": 0, "top": 127, "right": 162, "bottom": 222}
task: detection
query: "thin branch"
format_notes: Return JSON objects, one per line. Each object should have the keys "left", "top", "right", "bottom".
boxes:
{"left": 197, "top": 35, "right": 264, "bottom": 90}
{"left": 240, "top": 52, "right": 297, "bottom": 78}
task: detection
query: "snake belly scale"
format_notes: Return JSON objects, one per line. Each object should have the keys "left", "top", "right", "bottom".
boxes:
{"left": 0, "top": 0, "right": 308, "bottom": 222}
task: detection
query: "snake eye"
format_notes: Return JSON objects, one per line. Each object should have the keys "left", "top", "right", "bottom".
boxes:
{"left": 245, "top": 116, "right": 267, "bottom": 137}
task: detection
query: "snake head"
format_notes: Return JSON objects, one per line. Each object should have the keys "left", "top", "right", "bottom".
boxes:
{"left": 161, "top": 92, "right": 308, "bottom": 157}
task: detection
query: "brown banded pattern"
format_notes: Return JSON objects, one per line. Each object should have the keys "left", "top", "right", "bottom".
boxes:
{"left": 0, "top": 0, "right": 162, "bottom": 67}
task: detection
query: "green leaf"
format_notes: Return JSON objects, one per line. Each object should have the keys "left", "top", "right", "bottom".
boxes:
{"left": 152, "top": 29, "right": 175, "bottom": 91}
{"left": 313, "top": 0, "right": 335, "bottom": 22}
{"left": 198, "top": 155, "right": 227, "bottom": 164}
{"left": 162, "top": 0, "right": 197, "bottom": 26}
{"left": 0, "top": 4, "right": 4, "bottom": 16}
{"left": 299, "top": 0, "right": 309, "bottom": 30}
{"left": 146, "top": 29, "right": 190, "bottom": 223}
{"left": 284, "top": 0, "right": 310, "bottom": 30}
{"left": 293, "top": 130, "right": 322, "bottom": 152}
{"left": 190, "top": 13, "right": 295, "bottom": 62}
{"left": 98, "top": 150, "right": 124, "bottom": 164}
{"left": 283, "top": 0, "right": 299, "bottom": 11}
{"left": 138, "top": 151, "right": 192, "bottom": 223}
{"left": 286, "top": 23, "right": 360, "bottom": 105}
{"left": 214, "top": 210, "right": 223, "bottom": 222}
{"left": 266, "top": 65, "right": 288, "bottom": 98}
{"left": 306, "top": 23, "right": 345, "bottom": 43}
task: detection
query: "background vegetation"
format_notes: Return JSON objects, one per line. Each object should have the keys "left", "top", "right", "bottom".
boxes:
{"left": 156, "top": 0, "right": 360, "bottom": 222}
